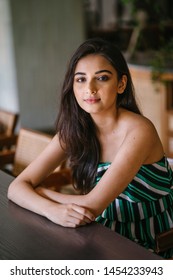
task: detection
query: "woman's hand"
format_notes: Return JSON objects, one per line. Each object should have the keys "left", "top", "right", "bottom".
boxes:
{"left": 35, "top": 186, "right": 95, "bottom": 227}
{"left": 45, "top": 202, "right": 95, "bottom": 228}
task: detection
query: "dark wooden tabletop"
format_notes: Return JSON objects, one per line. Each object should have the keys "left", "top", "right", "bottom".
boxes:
{"left": 0, "top": 170, "right": 162, "bottom": 260}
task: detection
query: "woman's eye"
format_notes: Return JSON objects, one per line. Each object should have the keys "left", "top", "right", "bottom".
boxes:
{"left": 76, "top": 77, "right": 86, "bottom": 83}
{"left": 97, "top": 75, "right": 109, "bottom": 81}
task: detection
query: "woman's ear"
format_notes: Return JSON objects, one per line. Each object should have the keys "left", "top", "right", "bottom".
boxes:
{"left": 117, "top": 75, "right": 127, "bottom": 94}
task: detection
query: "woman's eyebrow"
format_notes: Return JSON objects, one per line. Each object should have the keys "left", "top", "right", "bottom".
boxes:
{"left": 95, "top": 70, "right": 113, "bottom": 74}
{"left": 74, "top": 72, "right": 86, "bottom": 76}
{"left": 74, "top": 69, "right": 113, "bottom": 76}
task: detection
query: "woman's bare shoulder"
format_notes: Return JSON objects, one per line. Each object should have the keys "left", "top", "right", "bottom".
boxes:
{"left": 120, "top": 109, "right": 157, "bottom": 135}
{"left": 120, "top": 109, "right": 164, "bottom": 162}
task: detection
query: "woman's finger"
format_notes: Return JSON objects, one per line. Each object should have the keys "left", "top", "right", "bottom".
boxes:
{"left": 71, "top": 204, "right": 95, "bottom": 221}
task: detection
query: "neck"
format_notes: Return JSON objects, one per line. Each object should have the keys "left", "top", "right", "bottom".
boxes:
{"left": 91, "top": 109, "right": 119, "bottom": 136}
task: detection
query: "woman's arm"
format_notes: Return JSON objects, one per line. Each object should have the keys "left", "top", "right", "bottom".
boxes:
{"left": 34, "top": 119, "right": 163, "bottom": 217}
{"left": 7, "top": 135, "right": 95, "bottom": 227}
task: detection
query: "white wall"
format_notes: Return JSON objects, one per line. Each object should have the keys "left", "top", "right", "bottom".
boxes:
{"left": 0, "top": 0, "right": 85, "bottom": 132}
{"left": 0, "top": 0, "right": 19, "bottom": 113}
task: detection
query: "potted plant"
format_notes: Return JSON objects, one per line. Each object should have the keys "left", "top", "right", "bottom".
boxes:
{"left": 119, "top": 0, "right": 173, "bottom": 64}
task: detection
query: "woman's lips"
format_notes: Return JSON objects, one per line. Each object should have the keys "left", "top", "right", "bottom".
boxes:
{"left": 84, "top": 98, "right": 101, "bottom": 104}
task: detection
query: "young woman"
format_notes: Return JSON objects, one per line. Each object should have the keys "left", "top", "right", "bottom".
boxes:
{"left": 8, "top": 38, "right": 173, "bottom": 258}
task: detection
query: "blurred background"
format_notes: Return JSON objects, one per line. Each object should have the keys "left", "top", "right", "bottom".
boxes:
{"left": 0, "top": 0, "right": 173, "bottom": 155}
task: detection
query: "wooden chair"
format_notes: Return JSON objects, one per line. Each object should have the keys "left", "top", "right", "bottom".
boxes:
{"left": 0, "top": 108, "right": 18, "bottom": 136}
{"left": 155, "top": 228, "right": 173, "bottom": 255}
{"left": 0, "top": 109, "right": 19, "bottom": 169}
{"left": 12, "top": 128, "right": 53, "bottom": 176}
{"left": 0, "top": 128, "right": 50, "bottom": 171}
{"left": 0, "top": 128, "right": 75, "bottom": 193}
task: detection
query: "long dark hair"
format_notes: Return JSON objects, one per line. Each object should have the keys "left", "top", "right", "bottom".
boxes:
{"left": 56, "top": 38, "right": 141, "bottom": 193}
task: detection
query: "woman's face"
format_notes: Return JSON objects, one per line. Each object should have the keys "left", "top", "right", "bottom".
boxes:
{"left": 73, "top": 54, "right": 127, "bottom": 116}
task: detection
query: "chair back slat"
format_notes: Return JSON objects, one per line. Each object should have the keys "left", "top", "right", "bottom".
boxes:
{"left": 1, "top": 127, "right": 73, "bottom": 192}
{"left": 0, "top": 109, "right": 18, "bottom": 135}
{"left": 13, "top": 128, "right": 52, "bottom": 176}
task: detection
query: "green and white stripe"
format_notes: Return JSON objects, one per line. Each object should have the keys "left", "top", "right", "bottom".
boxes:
{"left": 95, "top": 157, "right": 173, "bottom": 258}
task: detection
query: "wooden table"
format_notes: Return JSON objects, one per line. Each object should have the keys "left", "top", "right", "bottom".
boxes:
{"left": 0, "top": 170, "right": 162, "bottom": 260}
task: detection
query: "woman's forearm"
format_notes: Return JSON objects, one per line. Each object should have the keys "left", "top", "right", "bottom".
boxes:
{"left": 35, "top": 186, "right": 98, "bottom": 216}
{"left": 8, "top": 179, "right": 95, "bottom": 227}
{"left": 8, "top": 180, "right": 58, "bottom": 217}
{"left": 36, "top": 186, "right": 86, "bottom": 206}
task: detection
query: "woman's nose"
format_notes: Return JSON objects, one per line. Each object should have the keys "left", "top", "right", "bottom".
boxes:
{"left": 87, "top": 81, "right": 97, "bottom": 95}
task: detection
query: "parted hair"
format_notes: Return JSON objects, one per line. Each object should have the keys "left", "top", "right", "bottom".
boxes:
{"left": 56, "top": 38, "right": 141, "bottom": 193}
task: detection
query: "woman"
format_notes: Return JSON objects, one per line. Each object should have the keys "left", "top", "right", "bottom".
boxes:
{"left": 8, "top": 38, "right": 173, "bottom": 258}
